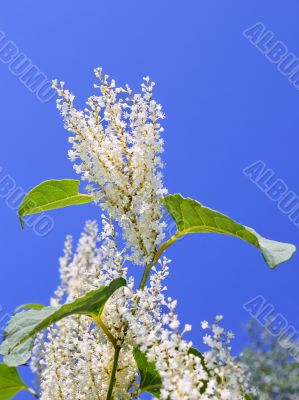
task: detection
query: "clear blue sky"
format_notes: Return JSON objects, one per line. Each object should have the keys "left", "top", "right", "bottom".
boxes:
{"left": 1, "top": 1, "right": 299, "bottom": 397}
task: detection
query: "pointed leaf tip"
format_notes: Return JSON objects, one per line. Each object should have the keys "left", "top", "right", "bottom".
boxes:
{"left": 18, "top": 179, "right": 93, "bottom": 228}
{"left": 19, "top": 216, "right": 24, "bottom": 230}
{"left": 246, "top": 227, "right": 296, "bottom": 268}
{"left": 162, "top": 194, "right": 296, "bottom": 269}
{"left": 0, "top": 278, "right": 126, "bottom": 367}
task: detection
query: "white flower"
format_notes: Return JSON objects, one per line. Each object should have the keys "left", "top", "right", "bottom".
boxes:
{"left": 201, "top": 321, "right": 209, "bottom": 330}
{"left": 53, "top": 70, "right": 167, "bottom": 265}
{"left": 31, "top": 220, "right": 136, "bottom": 400}
{"left": 29, "top": 70, "right": 255, "bottom": 400}
{"left": 31, "top": 222, "right": 253, "bottom": 399}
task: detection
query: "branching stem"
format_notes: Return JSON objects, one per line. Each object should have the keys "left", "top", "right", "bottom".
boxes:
{"left": 104, "top": 232, "right": 179, "bottom": 399}
{"left": 95, "top": 316, "right": 117, "bottom": 349}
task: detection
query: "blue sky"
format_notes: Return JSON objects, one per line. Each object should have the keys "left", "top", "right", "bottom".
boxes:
{"left": 1, "top": 1, "right": 299, "bottom": 397}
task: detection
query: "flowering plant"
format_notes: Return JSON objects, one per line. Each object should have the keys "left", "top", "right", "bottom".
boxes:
{"left": 0, "top": 70, "right": 296, "bottom": 399}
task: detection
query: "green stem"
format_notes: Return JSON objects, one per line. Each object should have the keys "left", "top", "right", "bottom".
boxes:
{"left": 106, "top": 346, "right": 121, "bottom": 400}
{"left": 104, "top": 258, "right": 154, "bottom": 399}
{"left": 95, "top": 316, "right": 117, "bottom": 349}
{"left": 138, "top": 232, "right": 181, "bottom": 291}
{"left": 104, "top": 233, "right": 180, "bottom": 399}
{"left": 138, "top": 264, "right": 152, "bottom": 291}
{"left": 151, "top": 233, "right": 182, "bottom": 266}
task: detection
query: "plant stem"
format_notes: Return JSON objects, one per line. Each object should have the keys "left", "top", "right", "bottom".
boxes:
{"left": 104, "top": 261, "right": 153, "bottom": 399}
{"left": 150, "top": 232, "right": 182, "bottom": 267}
{"left": 95, "top": 316, "right": 117, "bottom": 348}
{"left": 138, "top": 263, "right": 152, "bottom": 291}
{"left": 138, "top": 233, "right": 181, "bottom": 291}
{"left": 104, "top": 234, "right": 179, "bottom": 399}
{"left": 106, "top": 345, "right": 121, "bottom": 400}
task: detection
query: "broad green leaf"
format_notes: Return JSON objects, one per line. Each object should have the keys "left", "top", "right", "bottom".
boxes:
{"left": 244, "top": 394, "right": 253, "bottom": 400}
{"left": 161, "top": 194, "right": 296, "bottom": 269}
{"left": 134, "top": 348, "right": 162, "bottom": 398}
{"left": 15, "top": 304, "right": 45, "bottom": 312}
{"left": 0, "top": 307, "right": 56, "bottom": 367}
{"left": 0, "top": 278, "right": 126, "bottom": 366}
{"left": 18, "top": 179, "right": 93, "bottom": 228}
{"left": 0, "top": 363, "right": 27, "bottom": 399}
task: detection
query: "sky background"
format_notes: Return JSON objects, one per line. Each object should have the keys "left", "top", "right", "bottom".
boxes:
{"left": 1, "top": 1, "right": 299, "bottom": 397}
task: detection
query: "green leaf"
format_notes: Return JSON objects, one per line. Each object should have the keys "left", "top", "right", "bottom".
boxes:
{"left": 0, "top": 278, "right": 126, "bottom": 367}
{"left": 18, "top": 179, "right": 93, "bottom": 228}
{"left": 15, "top": 304, "right": 45, "bottom": 312}
{"left": 0, "top": 363, "right": 27, "bottom": 399}
{"left": 161, "top": 194, "right": 296, "bottom": 269}
{"left": 134, "top": 348, "right": 162, "bottom": 398}
{"left": 244, "top": 394, "right": 253, "bottom": 400}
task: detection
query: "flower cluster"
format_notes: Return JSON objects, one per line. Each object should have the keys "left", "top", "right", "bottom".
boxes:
{"left": 52, "top": 71, "right": 167, "bottom": 265}
{"left": 128, "top": 265, "right": 253, "bottom": 399}
{"left": 31, "top": 220, "right": 254, "bottom": 399}
{"left": 28, "top": 70, "right": 257, "bottom": 399}
{"left": 201, "top": 317, "right": 254, "bottom": 399}
{"left": 31, "top": 220, "right": 137, "bottom": 400}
